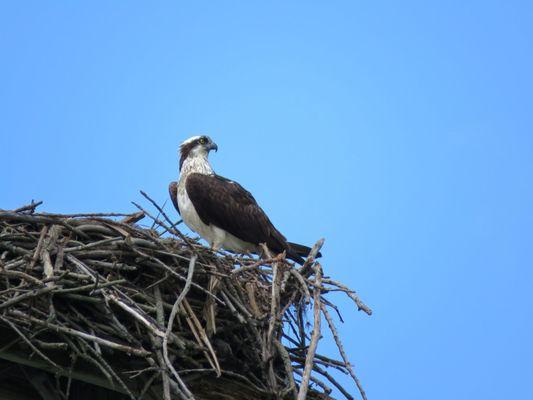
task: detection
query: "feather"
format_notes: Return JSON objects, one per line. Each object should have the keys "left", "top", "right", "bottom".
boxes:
{"left": 168, "top": 181, "right": 180, "bottom": 215}
{"left": 287, "top": 242, "right": 322, "bottom": 259}
{"left": 185, "top": 173, "right": 308, "bottom": 263}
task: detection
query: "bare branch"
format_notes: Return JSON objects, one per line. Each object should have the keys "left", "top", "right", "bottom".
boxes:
{"left": 297, "top": 263, "right": 323, "bottom": 400}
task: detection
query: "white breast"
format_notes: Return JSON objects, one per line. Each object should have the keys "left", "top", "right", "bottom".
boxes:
{"left": 176, "top": 154, "right": 259, "bottom": 254}
{"left": 177, "top": 181, "right": 218, "bottom": 246}
{"left": 176, "top": 178, "right": 258, "bottom": 254}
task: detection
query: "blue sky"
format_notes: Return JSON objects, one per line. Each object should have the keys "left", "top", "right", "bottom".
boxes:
{"left": 1, "top": 2, "right": 532, "bottom": 399}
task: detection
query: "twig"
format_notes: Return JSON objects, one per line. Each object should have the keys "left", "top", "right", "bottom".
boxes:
{"left": 264, "top": 259, "right": 280, "bottom": 391}
{"left": 290, "top": 269, "right": 311, "bottom": 304}
{"left": 153, "top": 286, "right": 171, "bottom": 400}
{"left": 8, "top": 310, "right": 151, "bottom": 357}
{"left": 131, "top": 201, "right": 194, "bottom": 251}
{"left": 0, "top": 286, "right": 55, "bottom": 310}
{"left": 322, "top": 278, "right": 372, "bottom": 315}
{"left": 0, "top": 316, "right": 60, "bottom": 369}
{"left": 13, "top": 200, "right": 43, "bottom": 214}
{"left": 299, "top": 238, "right": 325, "bottom": 277}
{"left": 29, "top": 225, "right": 49, "bottom": 269}
{"left": 274, "top": 339, "right": 298, "bottom": 399}
{"left": 322, "top": 304, "right": 367, "bottom": 400}
{"left": 140, "top": 190, "right": 183, "bottom": 232}
{"left": 107, "top": 293, "right": 165, "bottom": 337}
{"left": 297, "top": 263, "right": 323, "bottom": 400}
{"left": 163, "top": 254, "right": 197, "bottom": 400}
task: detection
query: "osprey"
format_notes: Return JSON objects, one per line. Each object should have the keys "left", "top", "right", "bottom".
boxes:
{"left": 168, "top": 135, "right": 319, "bottom": 265}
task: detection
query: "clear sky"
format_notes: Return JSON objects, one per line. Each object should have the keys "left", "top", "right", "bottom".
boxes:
{"left": 1, "top": 2, "right": 532, "bottom": 399}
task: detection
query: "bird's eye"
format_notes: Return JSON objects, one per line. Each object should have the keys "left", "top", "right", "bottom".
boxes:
{"left": 199, "top": 137, "right": 207, "bottom": 145}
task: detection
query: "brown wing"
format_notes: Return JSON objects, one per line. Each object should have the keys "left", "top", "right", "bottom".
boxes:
{"left": 185, "top": 173, "right": 288, "bottom": 253}
{"left": 168, "top": 181, "right": 180, "bottom": 215}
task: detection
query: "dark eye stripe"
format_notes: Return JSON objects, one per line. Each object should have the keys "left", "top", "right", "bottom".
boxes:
{"left": 180, "top": 137, "right": 203, "bottom": 170}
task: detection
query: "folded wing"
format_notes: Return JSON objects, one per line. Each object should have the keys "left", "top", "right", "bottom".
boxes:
{"left": 168, "top": 181, "right": 180, "bottom": 215}
{"left": 185, "top": 173, "right": 289, "bottom": 255}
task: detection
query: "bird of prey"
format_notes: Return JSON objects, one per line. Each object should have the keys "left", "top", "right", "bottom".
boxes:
{"left": 168, "top": 135, "right": 320, "bottom": 265}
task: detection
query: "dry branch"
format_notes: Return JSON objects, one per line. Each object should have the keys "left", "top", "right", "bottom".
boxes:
{"left": 297, "top": 263, "right": 323, "bottom": 400}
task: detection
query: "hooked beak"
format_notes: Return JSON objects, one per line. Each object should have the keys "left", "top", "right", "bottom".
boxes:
{"left": 208, "top": 142, "right": 218, "bottom": 152}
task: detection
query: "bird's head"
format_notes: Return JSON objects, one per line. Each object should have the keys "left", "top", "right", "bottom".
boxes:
{"left": 179, "top": 135, "right": 218, "bottom": 171}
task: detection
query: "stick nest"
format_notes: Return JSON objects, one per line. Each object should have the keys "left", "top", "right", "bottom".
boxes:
{"left": 0, "top": 199, "right": 371, "bottom": 400}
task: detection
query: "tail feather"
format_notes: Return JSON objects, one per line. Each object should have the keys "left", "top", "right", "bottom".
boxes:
{"left": 286, "top": 242, "right": 322, "bottom": 265}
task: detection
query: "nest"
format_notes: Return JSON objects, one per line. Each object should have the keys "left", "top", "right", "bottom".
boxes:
{"left": 0, "top": 198, "right": 371, "bottom": 400}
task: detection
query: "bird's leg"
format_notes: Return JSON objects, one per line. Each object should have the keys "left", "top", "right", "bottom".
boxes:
{"left": 210, "top": 240, "right": 223, "bottom": 254}
{"left": 259, "top": 243, "right": 273, "bottom": 261}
